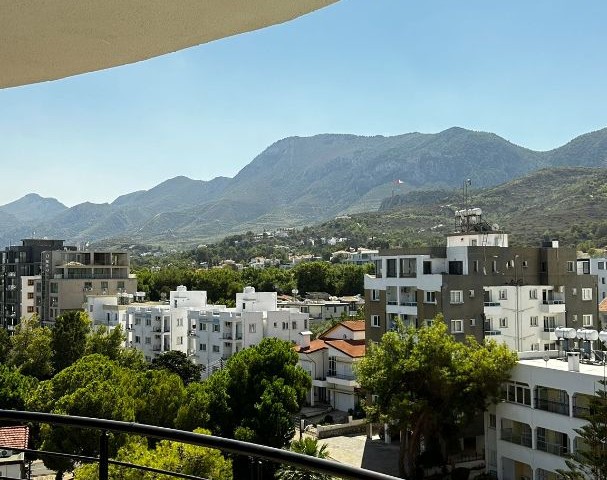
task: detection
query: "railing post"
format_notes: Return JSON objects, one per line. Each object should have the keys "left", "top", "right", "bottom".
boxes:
{"left": 99, "top": 430, "right": 109, "bottom": 480}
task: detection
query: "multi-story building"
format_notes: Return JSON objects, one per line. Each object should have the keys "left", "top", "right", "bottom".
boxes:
{"left": 0, "top": 239, "right": 68, "bottom": 329}
{"left": 296, "top": 320, "right": 365, "bottom": 411}
{"left": 364, "top": 208, "right": 598, "bottom": 352}
{"left": 577, "top": 255, "right": 607, "bottom": 301}
{"left": 486, "top": 349, "right": 606, "bottom": 479}
{"left": 35, "top": 248, "right": 137, "bottom": 323}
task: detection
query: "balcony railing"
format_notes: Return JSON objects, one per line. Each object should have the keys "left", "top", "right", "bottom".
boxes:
{"left": 484, "top": 330, "right": 502, "bottom": 336}
{"left": 537, "top": 439, "right": 568, "bottom": 457}
{"left": 400, "top": 301, "right": 417, "bottom": 306}
{"left": 500, "top": 430, "right": 532, "bottom": 447}
{"left": 484, "top": 302, "right": 501, "bottom": 307}
{"left": 327, "top": 372, "right": 356, "bottom": 381}
{"left": 573, "top": 404, "right": 592, "bottom": 418}
{"left": 543, "top": 300, "right": 565, "bottom": 305}
{"left": 535, "top": 398, "right": 569, "bottom": 416}
{"left": 0, "top": 410, "right": 398, "bottom": 480}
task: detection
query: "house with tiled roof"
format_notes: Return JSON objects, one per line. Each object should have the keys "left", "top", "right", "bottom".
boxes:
{"left": 295, "top": 320, "right": 365, "bottom": 412}
{"left": 0, "top": 425, "right": 28, "bottom": 479}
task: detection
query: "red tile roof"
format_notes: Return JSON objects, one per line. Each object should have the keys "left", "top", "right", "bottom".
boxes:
{"left": 295, "top": 339, "right": 328, "bottom": 354}
{"left": 324, "top": 339, "right": 366, "bottom": 358}
{"left": 339, "top": 320, "right": 365, "bottom": 331}
{"left": 599, "top": 298, "right": 607, "bottom": 313}
{"left": 0, "top": 426, "right": 28, "bottom": 450}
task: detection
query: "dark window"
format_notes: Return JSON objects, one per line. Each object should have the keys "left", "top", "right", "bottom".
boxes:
{"left": 423, "top": 261, "right": 431, "bottom": 274}
{"left": 448, "top": 261, "right": 463, "bottom": 275}
{"left": 386, "top": 259, "right": 397, "bottom": 278}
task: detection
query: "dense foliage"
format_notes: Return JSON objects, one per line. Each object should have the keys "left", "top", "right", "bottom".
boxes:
{"left": 356, "top": 317, "right": 518, "bottom": 478}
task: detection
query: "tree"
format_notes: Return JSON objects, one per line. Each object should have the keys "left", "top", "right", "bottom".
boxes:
{"left": 175, "top": 381, "right": 212, "bottom": 432}
{"left": 51, "top": 310, "right": 90, "bottom": 372}
{"left": 26, "top": 354, "right": 137, "bottom": 477}
{"left": 8, "top": 315, "right": 54, "bottom": 379}
{"left": 0, "top": 327, "right": 10, "bottom": 364}
{"left": 133, "top": 369, "right": 185, "bottom": 428}
{"left": 356, "top": 317, "right": 517, "bottom": 478}
{"left": 292, "top": 262, "right": 331, "bottom": 294}
{"left": 558, "top": 381, "right": 607, "bottom": 479}
{"left": 0, "top": 364, "right": 37, "bottom": 411}
{"left": 85, "top": 324, "right": 125, "bottom": 360}
{"left": 73, "top": 429, "right": 232, "bottom": 480}
{"left": 151, "top": 350, "right": 203, "bottom": 385}
{"left": 276, "top": 437, "right": 331, "bottom": 480}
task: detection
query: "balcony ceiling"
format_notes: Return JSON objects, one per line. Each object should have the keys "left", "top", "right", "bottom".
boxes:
{"left": 0, "top": 0, "right": 336, "bottom": 89}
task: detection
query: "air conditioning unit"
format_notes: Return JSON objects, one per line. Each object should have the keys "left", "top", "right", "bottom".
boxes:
{"left": 0, "top": 449, "right": 12, "bottom": 457}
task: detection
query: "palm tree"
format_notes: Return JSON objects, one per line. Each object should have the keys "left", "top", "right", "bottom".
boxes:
{"left": 275, "top": 437, "right": 331, "bottom": 480}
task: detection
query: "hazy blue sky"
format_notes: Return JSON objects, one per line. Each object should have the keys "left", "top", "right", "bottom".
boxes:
{"left": 1, "top": 0, "right": 606, "bottom": 206}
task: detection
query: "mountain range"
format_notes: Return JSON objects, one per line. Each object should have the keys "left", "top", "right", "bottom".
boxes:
{"left": 1, "top": 126, "right": 607, "bottom": 249}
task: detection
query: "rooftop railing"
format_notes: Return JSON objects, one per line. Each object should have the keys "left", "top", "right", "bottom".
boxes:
{"left": 0, "top": 410, "right": 399, "bottom": 480}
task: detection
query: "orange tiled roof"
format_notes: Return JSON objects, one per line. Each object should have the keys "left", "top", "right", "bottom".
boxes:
{"left": 599, "top": 298, "right": 607, "bottom": 313}
{"left": 0, "top": 426, "right": 28, "bottom": 450}
{"left": 295, "top": 339, "right": 328, "bottom": 354}
{"left": 325, "top": 339, "right": 366, "bottom": 358}
{"left": 339, "top": 320, "right": 365, "bottom": 331}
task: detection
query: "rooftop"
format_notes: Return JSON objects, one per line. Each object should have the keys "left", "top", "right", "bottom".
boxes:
{"left": 0, "top": 426, "right": 28, "bottom": 450}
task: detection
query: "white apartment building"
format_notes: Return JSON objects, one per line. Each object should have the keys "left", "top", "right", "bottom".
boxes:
{"left": 486, "top": 349, "right": 606, "bottom": 479}
{"left": 296, "top": 320, "right": 365, "bottom": 412}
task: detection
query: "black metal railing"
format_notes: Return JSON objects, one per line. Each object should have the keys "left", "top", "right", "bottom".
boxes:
{"left": 0, "top": 410, "right": 399, "bottom": 480}
{"left": 535, "top": 397, "right": 569, "bottom": 416}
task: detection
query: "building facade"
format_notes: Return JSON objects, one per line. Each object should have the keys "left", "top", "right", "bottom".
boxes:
{"left": 364, "top": 209, "right": 598, "bottom": 352}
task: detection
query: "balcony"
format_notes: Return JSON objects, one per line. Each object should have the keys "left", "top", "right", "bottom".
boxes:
{"left": 483, "top": 302, "right": 501, "bottom": 315}
{"left": 222, "top": 333, "right": 233, "bottom": 340}
{"left": 484, "top": 330, "right": 502, "bottom": 336}
{"left": 540, "top": 300, "right": 566, "bottom": 314}
{"left": 535, "top": 398, "right": 569, "bottom": 416}
{"left": 500, "top": 429, "right": 532, "bottom": 448}
{"left": 537, "top": 439, "right": 568, "bottom": 457}
{"left": 0, "top": 410, "right": 396, "bottom": 480}
{"left": 326, "top": 371, "right": 358, "bottom": 387}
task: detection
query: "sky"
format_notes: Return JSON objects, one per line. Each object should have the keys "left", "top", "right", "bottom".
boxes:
{"left": 1, "top": 0, "right": 607, "bottom": 207}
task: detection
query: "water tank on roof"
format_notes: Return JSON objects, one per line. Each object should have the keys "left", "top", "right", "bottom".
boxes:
{"left": 577, "top": 329, "right": 599, "bottom": 341}
{"left": 555, "top": 327, "right": 577, "bottom": 339}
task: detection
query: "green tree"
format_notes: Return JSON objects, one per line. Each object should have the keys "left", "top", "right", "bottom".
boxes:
{"left": 150, "top": 350, "right": 203, "bottom": 385}
{"left": 356, "top": 317, "right": 517, "bottom": 478}
{"left": 133, "top": 369, "right": 185, "bottom": 428}
{"left": 8, "top": 315, "right": 54, "bottom": 379}
{"left": 0, "top": 327, "right": 10, "bottom": 364}
{"left": 51, "top": 310, "right": 91, "bottom": 372}
{"left": 558, "top": 381, "right": 607, "bottom": 479}
{"left": 85, "top": 324, "right": 125, "bottom": 360}
{"left": 0, "top": 364, "right": 38, "bottom": 410}
{"left": 74, "top": 429, "right": 232, "bottom": 480}
{"left": 175, "top": 381, "right": 212, "bottom": 432}
{"left": 276, "top": 437, "right": 331, "bottom": 480}
{"left": 26, "top": 354, "right": 137, "bottom": 477}
{"left": 292, "top": 262, "right": 331, "bottom": 294}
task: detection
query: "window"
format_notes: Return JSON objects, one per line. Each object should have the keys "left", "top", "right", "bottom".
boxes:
{"left": 492, "top": 260, "right": 497, "bottom": 273}
{"left": 470, "top": 239, "right": 477, "bottom": 246}
{"left": 282, "top": 322, "right": 289, "bottom": 330}
{"left": 544, "top": 342, "right": 557, "bottom": 351}
{"left": 583, "top": 314, "right": 593, "bottom": 327}
{"left": 371, "top": 289, "right": 380, "bottom": 301}
{"left": 176, "top": 318, "right": 183, "bottom": 327}
{"left": 386, "top": 259, "right": 397, "bottom": 278}
{"left": 212, "top": 345, "right": 220, "bottom": 353}
{"left": 470, "top": 318, "right": 476, "bottom": 327}
{"left": 374, "top": 260, "right": 383, "bottom": 277}
{"left": 248, "top": 324, "right": 256, "bottom": 333}
{"left": 292, "top": 321, "right": 297, "bottom": 329}
{"left": 531, "top": 343, "right": 540, "bottom": 351}
{"left": 200, "top": 323, "right": 207, "bottom": 331}
{"left": 451, "top": 319, "right": 463, "bottom": 333}
{"left": 530, "top": 316, "right": 538, "bottom": 327}
{"left": 50, "top": 282, "right": 58, "bottom": 293}
{"left": 423, "top": 261, "right": 432, "bottom": 274}
{"left": 212, "top": 324, "right": 220, "bottom": 332}
{"left": 371, "top": 315, "right": 380, "bottom": 327}
{"left": 469, "top": 289, "right": 475, "bottom": 298}
{"left": 328, "top": 356, "right": 336, "bottom": 376}
{"left": 499, "top": 317, "right": 508, "bottom": 328}
{"left": 425, "top": 291, "right": 436, "bottom": 303}
{"left": 567, "top": 261, "right": 575, "bottom": 272}
{"left": 572, "top": 314, "right": 578, "bottom": 322}
{"left": 145, "top": 337, "right": 151, "bottom": 344}
{"left": 572, "top": 288, "right": 577, "bottom": 296}
{"left": 117, "top": 281, "right": 125, "bottom": 289}
{"left": 101, "top": 281, "right": 108, "bottom": 290}
{"left": 425, "top": 319, "right": 433, "bottom": 327}
{"left": 134, "top": 317, "right": 141, "bottom": 325}
{"left": 582, "top": 288, "right": 593, "bottom": 301}
{"left": 603, "top": 277, "right": 606, "bottom": 285}
{"left": 134, "top": 336, "right": 141, "bottom": 344}
{"left": 145, "top": 318, "right": 151, "bottom": 326}
{"left": 200, "top": 343, "right": 206, "bottom": 351}
{"left": 529, "top": 289, "right": 537, "bottom": 300}
{"left": 599, "top": 261, "right": 605, "bottom": 270}
{"left": 450, "top": 290, "right": 463, "bottom": 304}
{"left": 499, "top": 290, "right": 507, "bottom": 300}
{"left": 449, "top": 261, "right": 463, "bottom": 275}
{"left": 176, "top": 336, "right": 183, "bottom": 345}
{"left": 399, "top": 258, "right": 416, "bottom": 277}
{"left": 473, "top": 260, "right": 479, "bottom": 273}
{"left": 506, "top": 381, "right": 531, "bottom": 406}
{"left": 242, "top": 303, "right": 246, "bottom": 310}
{"left": 27, "top": 306, "right": 34, "bottom": 313}
{"left": 28, "top": 279, "right": 35, "bottom": 286}
{"left": 544, "top": 316, "right": 556, "bottom": 332}
{"left": 27, "top": 292, "right": 34, "bottom": 299}
{"left": 489, "top": 413, "right": 496, "bottom": 429}
{"left": 522, "top": 260, "right": 528, "bottom": 268}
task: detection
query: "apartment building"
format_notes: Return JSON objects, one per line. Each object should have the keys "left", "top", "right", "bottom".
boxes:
{"left": 577, "top": 255, "right": 607, "bottom": 301}
{"left": 364, "top": 208, "right": 598, "bottom": 352}
{"left": 0, "top": 239, "right": 68, "bottom": 330}
{"left": 36, "top": 248, "right": 137, "bottom": 323}
{"left": 296, "top": 320, "right": 365, "bottom": 411}
{"left": 486, "top": 349, "right": 606, "bottom": 479}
